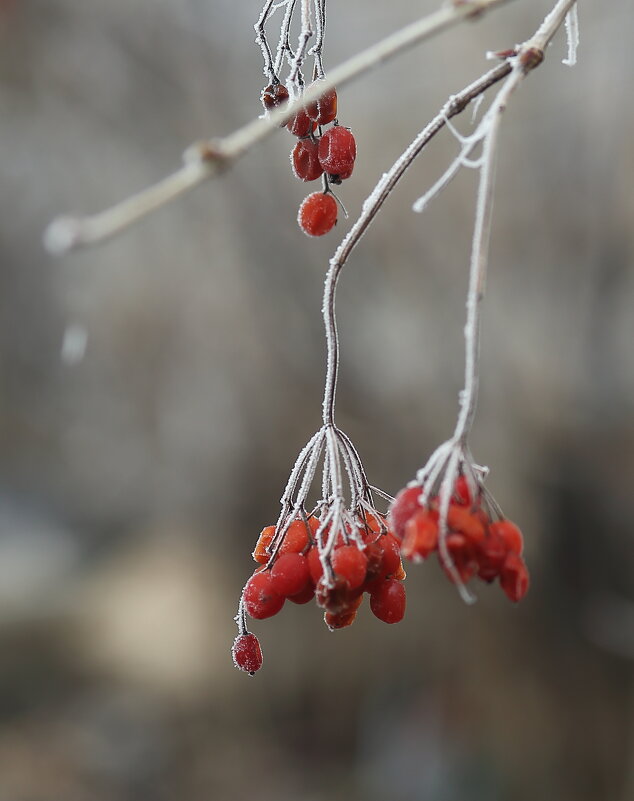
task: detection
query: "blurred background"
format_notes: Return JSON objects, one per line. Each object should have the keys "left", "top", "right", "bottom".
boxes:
{"left": 0, "top": 0, "right": 633, "bottom": 799}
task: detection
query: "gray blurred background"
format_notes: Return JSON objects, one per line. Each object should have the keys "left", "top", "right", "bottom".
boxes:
{"left": 0, "top": 0, "right": 633, "bottom": 799}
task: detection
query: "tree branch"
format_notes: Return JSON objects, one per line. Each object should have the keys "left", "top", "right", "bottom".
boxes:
{"left": 44, "top": 0, "right": 516, "bottom": 254}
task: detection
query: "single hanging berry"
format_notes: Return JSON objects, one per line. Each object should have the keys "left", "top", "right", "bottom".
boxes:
{"left": 232, "top": 632, "right": 263, "bottom": 675}
{"left": 291, "top": 139, "right": 324, "bottom": 182}
{"left": 318, "top": 126, "right": 356, "bottom": 177}
{"left": 261, "top": 82, "right": 289, "bottom": 111}
{"left": 298, "top": 192, "right": 338, "bottom": 237}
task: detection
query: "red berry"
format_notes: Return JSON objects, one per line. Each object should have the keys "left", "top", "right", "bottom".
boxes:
{"left": 379, "top": 533, "right": 402, "bottom": 576}
{"left": 331, "top": 545, "right": 368, "bottom": 590}
{"left": 500, "top": 552, "right": 530, "bottom": 602}
{"left": 453, "top": 475, "right": 473, "bottom": 506}
{"left": 286, "top": 108, "right": 315, "bottom": 137}
{"left": 307, "top": 545, "right": 324, "bottom": 584}
{"left": 476, "top": 531, "right": 508, "bottom": 582}
{"left": 389, "top": 485, "right": 423, "bottom": 542}
{"left": 490, "top": 519, "right": 524, "bottom": 555}
{"left": 318, "top": 126, "right": 356, "bottom": 175}
{"left": 252, "top": 525, "right": 275, "bottom": 564}
{"left": 442, "top": 533, "right": 478, "bottom": 584}
{"left": 279, "top": 520, "right": 310, "bottom": 554}
{"left": 291, "top": 139, "right": 324, "bottom": 182}
{"left": 305, "top": 81, "right": 338, "bottom": 125}
{"left": 446, "top": 506, "right": 486, "bottom": 545}
{"left": 402, "top": 508, "right": 438, "bottom": 562}
{"left": 270, "top": 552, "right": 310, "bottom": 597}
{"left": 261, "top": 82, "right": 289, "bottom": 111}
{"left": 370, "top": 579, "right": 406, "bottom": 624}
{"left": 243, "top": 571, "right": 284, "bottom": 619}
{"left": 232, "top": 632, "right": 263, "bottom": 675}
{"left": 298, "top": 192, "right": 338, "bottom": 237}
{"left": 316, "top": 575, "right": 361, "bottom": 615}
{"left": 288, "top": 583, "right": 315, "bottom": 604}
{"left": 324, "top": 609, "right": 357, "bottom": 630}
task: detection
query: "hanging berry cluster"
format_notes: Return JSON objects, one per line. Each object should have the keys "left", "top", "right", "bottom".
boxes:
{"left": 233, "top": 0, "right": 539, "bottom": 676}
{"left": 390, "top": 473, "right": 529, "bottom": 602}
{"left": 256, "top": 0, "right": 356, "bottom": 236}
{"left": 233, "top": 422, "right": 407, "bottom": 675}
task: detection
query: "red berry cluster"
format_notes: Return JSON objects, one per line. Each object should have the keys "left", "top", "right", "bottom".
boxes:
{"left": 390, "top": 476, "right": 529, "bottom": 602}
{"left": 261, "top": 79, "right": 357, "bottom": 237}
{"left": 233, "top": 512, "right": 406, "bottom": 675}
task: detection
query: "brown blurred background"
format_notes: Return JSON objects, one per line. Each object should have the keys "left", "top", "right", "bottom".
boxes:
{"left": 0, "top": 0, "right": 633, "bottom": 799}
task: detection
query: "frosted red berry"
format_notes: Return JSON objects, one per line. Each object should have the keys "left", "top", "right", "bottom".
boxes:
{"left": 318, "top": 126, "right": 356, "bottom": 176}
{"left": 253, "top": 525, "right": 275, "bottom": 563}
{"left": 232, "top": 632, "right": 263, "bottom": 675}
{"left": 298, "top": 192, "right": 338, "bottom": 237}
{"left": 331, "top": 545, "right": 368, "bottom": 590}
{"left": 286, "top": 108, "right": 315, "bottom": 137}
{"left": 370, "top": 579, "right": 406, "bottom": 624}
{"left": 279, "top": 520, "right": 310, "bottom": 554}
{"left": 291, "top": 139, "right": 324, "bottom": 182}
{"left": 261, "top": 82, "right": 289, "bottom": 111}
{"left": 270, "top": 552, "right": 310, "bottom": 597}
{"left": 243, "top": 571, "right": 285, "bottom": 619}
{"left": 305, "top": 81, "right": 338, "bottom": 125}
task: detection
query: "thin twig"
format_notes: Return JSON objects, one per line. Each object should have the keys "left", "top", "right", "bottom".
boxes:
{"left": 44, "top": 0, "right": 516, "bottom": 254}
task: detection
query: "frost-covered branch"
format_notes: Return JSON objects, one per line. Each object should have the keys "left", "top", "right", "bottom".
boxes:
{"left": 44, "top": 0, "right": 515, "bottom": 254}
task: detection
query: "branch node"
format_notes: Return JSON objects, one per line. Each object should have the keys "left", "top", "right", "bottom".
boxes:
{"left": 519, "top": 46, "right": 544, "bottom": 72}
{"left": 182, "top": 139, "right": 227, "bottom": 168}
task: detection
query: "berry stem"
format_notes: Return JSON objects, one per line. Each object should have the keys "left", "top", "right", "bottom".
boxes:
{"left": 254, "top": 0, "right": 279, "bottom": 83}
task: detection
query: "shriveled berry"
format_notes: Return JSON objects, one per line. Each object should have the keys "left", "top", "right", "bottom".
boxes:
{"left": 291, "top": 139, "right": 324, "bottom": 182}
{"left": 305, "top": 81, "right": 338, "bottom": 125}
{"left": 389, "top": 485, "right": 423, "bottom": 542}
{"left": 318, "top": 126, "right": 356, "bottom": 175}
{"left": 270, "top": 552, "right": 310, "bottom": 597}
{"left": 325, "top": 609, "right": 357, "bottom": 630}
{"left": 370, "top": 579, "right": 406, "bottom": 624}
{"left": 261, "top": 82, "right": 289, "bottom": 111}
{"left": 490, "top": 519, "right": 524, "bottom": 555}
{"left": 298, "top": 192, "right": 338, "bottom": 237}
{"left": 243, "top": 571, "right": 284, "bottom": 619}
{"left": 232, "top": 632, "right": 263, "bottom": 674}
{"left": 252, "top": 525, "right": 275, "bottom": 564}
{"left": 316, "top": 576, "right": 360, "bottom": 614}
{"left": 286, "top": 108, "right": 315, "bottom": 137}
{"left": 402, "top": 508, "right": 439, "bottom": 562}
{"left": 500, "top": 552, "right": 530, "bottom": 602}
